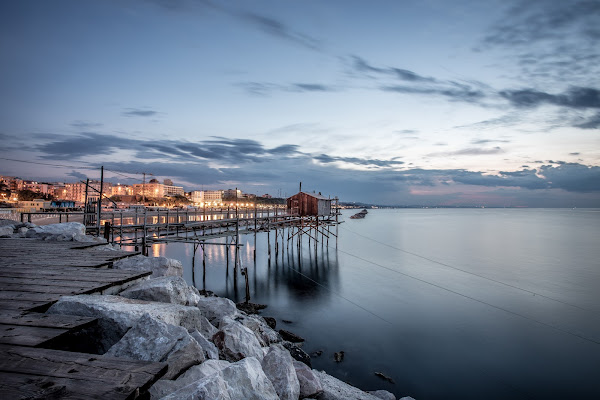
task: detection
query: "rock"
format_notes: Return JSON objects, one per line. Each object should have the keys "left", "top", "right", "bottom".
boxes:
{"left": 237, "top": 314, "right": 281, "bottom": 346}
{"left": 312, "top": 370, "right": 381, "bottom": 400}
{"left": 279, "top": 329, "right": 305, "bottom": 343}
{"left": 196, "top": 296, "right": 238, "bottom": 326}
{"left": 160, "top": 373, "right": 231, "bottom": 400}
{"left": 159, "top": 357, "right": 278, "bottom": 400}
{"left": 149, "top": 359, "right": 231, "bottom": 398}
{"left": 293, "top": 360, "right": 323, "bottom": 399}
{"left": 334, "top": 351, "right": 345, "bottom": 363}
{"left": 263, "top": 317, "right": 276, "bottom": 329}
{"left": 119, "top": 276, "right": 201, "bottom": 306}
{"left": 106, "top": 314, "right": 204, "bottom": 379}
{"left": 368, "top": 390, "right": 397, "bottom": 400}
{"left": 190, "top": 330, "right": 219, "bottom": 360}
{"left": 15, "top": 226, "right": 29, "bottom": 237}
{"left": 112, "top": 254, "right": 183, "bottom": 277}
{"left": 212, "top": 318, "right": 264, "bottom": 362}
{"left": 46, "top": 295, "right": 211, "bottom": 352}
{"left": 399, "top": 397, "right": 416, "bottom": 400}
{"left": 310, "top": 350, "right": 323, "bottom": 357}
{"left": 374, "top": 371, "right": 395, "bottom": 384}
{"left": 261, "top": 344, "right": 300, "bottom": 400}
{"left": 221, "top": 357, "right": 279, "bottom": 400}
{"left": 0, "top": 225, "right": 14, "bottom": 237}
{"left": 24, "top": 222, "right": 98, "bottom": 242}
{"left": 282, "top": 319, "right": 293, "bottom": 324}
{"left": 236, "top": 301, "right": 267, "bottom": 314}
{"left": 0, "top": 219, "right": 16, "bottom": 227}
{"left": 282, "top": 341, "right": 311, "bottom": 367}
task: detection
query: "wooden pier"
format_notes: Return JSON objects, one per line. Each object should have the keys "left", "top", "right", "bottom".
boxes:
{"left": 0, "top": 238, "right": 167, "bottom": 399}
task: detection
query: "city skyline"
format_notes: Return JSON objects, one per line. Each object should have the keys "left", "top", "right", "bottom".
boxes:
{"left": 1, "top": 0, "right": 599, "bottom": 206}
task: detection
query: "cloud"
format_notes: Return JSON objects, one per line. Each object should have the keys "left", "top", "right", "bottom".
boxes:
{"left": 70, "top": 121, "right": 104, "bottom": 129}
{"left": 237, "top": 82, "right": 335, "bottom": 96}
{"left": 470, "top": 139, "right": 510, "bottom": 145}
{"left": 122, "top": 108, "right": 159, "bottom": 117}
{"left": 240, "top": 12, "right": 321, "bottom": 51}
{"left": 427, "top": 147, "right": 504, "bottom": 157}
{"left": 500, "top": 87, "right": 600, "bottom": 109}
{"left": 37, "top": 132, "right": 140, "bottom": 159}
{"left": 313, "top": 154, "right": 404, "bottom": 168}
{"left": 293, "top": 83, "right": 334, "bottom": 92}
{"left": 351, "top": 56, "right": 436, "bottom": 83}
{"left": 569, "top": 152, "right": 581, "bottom": 156}
{"left": 574, "top": 112, "right": 600, "bottom": 129}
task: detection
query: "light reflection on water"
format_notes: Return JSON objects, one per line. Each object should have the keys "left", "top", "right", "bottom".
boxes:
{"left": 141, "top": 209, "right": 600, "bottom": 399}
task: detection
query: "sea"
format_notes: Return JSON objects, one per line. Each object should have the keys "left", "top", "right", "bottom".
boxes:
{"left": 146, "top": 208, "right": 600, "bottom": 400}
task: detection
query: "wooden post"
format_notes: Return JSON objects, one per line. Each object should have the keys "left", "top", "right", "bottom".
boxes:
{"left": 97, "top": 166, "right": 104, "bottom": 236}
{"left": 104, "top": 221, "right": 111, "bottom": 242}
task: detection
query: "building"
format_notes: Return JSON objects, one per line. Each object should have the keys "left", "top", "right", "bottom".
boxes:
{"left": 133, "top": 179, "right": 184, "bottom": 198}
{"left": 287, "top": 192, "right": 332, "bottom": 216}
{"left": 66, "top": 181, "right": 112, "bottom": 203}
{"left": 111, "top": 184, "right": 133, "bottom": 197}
{"left": 191, "top": 190, "right": 224, "bottom": 204}
{"left": 223, "top": 189, "right": 241, "bottom": 199}
{"left": 18, "top": 199, "right": 51, "bottom": 211}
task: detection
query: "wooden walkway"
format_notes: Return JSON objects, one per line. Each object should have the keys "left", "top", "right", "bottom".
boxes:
{"left": 0, "top": 238, "right": 167, "bottom": 399}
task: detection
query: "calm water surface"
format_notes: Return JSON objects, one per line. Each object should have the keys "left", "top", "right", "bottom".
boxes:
{"left": 149, "top": 208, "right": 600, "bottom": 399}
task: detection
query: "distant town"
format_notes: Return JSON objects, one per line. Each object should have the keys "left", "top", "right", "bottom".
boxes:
{"left": 0, "top": 174, "right": 285, "bottom": 212}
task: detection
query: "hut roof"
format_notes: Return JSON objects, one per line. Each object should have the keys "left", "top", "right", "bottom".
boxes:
{"left": 288, "top": 191, "right": 331, "bottom": 200}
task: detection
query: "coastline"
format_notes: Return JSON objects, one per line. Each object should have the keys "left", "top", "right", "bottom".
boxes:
{"left": 0, "top": 219, "right": 413, "bottom": 400}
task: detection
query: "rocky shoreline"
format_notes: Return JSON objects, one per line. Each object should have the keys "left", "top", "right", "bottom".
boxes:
{"left": 1, "top": 219, "right": 414, "bottom": 400}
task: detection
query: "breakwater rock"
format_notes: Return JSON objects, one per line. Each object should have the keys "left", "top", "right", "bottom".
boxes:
{"left": 0, "top": 220, "right": 105, "bottom": 242}
{"left": 42, "top": 243, "right": 412, "bottom": 399}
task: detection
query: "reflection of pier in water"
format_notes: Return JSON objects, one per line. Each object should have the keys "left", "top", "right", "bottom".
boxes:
{"left": 111, "top": 197, "right": 340, "bottom": 302}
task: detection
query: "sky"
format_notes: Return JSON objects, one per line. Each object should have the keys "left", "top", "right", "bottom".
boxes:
{"left": 0, "top": 0, "right": 599, "bottom": 207}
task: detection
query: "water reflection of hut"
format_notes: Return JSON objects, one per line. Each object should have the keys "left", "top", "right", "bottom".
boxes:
{"left": 287, "top": 192, "right": 332, "bottom": 216}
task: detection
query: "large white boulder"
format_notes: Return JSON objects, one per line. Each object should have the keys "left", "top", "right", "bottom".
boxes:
{"left": 261, "top": 343, "right": 300, "bottom": 400}
{"left": 196, "top": 296, "right": 238, "bottom": 326}
{"left": 112, "top": 254, "right": 183, "bottom": 277}
{"left": 159, "top": 358, "right": 278, "bottom": 400}
{"left": 222, "top": 357, "right": 279, "bottom": 400}
{"left": 213, "top": 318, "right": 264, "bottom": 362}
{"left": 293, "top": 360, "right": 323, "bottom": 398}
{"left": 106, "top": 314, "right": 204, "bottom": 379}
{"left": 190, "top": 330, "right": 219, "bottom": 360}
{"left": 46, "top": 295, "right": 211, "bottom": 352}
{"left": 313, "top": 370, "right": 382, "bottom": 400}
{"left": 149, "top": 359, "right": 231, "bottom": 399}
{"left": 119, "top": 276, "right": 201, "bottom": 306}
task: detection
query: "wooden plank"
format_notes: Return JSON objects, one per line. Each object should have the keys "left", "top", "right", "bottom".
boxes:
{"left": 0, "top": 277, "right": 108, "bottom": 289}
{"left": 0, "top": 300, "right": 49, "bottom": 311}
{"left": 0, "top": 312, "right": 96, "bottom": 329}
{"left": 0, "top": 291, "right": 63, "bottom": 303}
{"left": 0, "top": 346, "right": 167, "bottom": 399}
{"left": 0, "top": 324, "right": 70, "bottom": 347}
{"left": 0, "top": 269, "right": 149, "bottom": 282}
{"left": 0, "top": 284, "right": 96, "bottom": 295}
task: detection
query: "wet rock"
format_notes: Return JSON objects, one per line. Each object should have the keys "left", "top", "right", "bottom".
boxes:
{"left": 212, "top": 318, "right": 264, "bottom": 362}
{"left": 149, "top": 359, "right": 231, "bottom": 398}
{"left": 106, "top": 314, "right": 204, "bottom": 379}
{"left": 261, "top": 343, "right": 300, "bottom": 400}
{"left": 236, "top": 301, "right": 267, "bottom": 314}
{"left": 263, "top": 316, "right": 276, "bottom": 329}
{"left": 293, "top": 360, "right": 323, "bottom": 399}
{"left": 15, "top": 226, "right": 29, "bottom": 237}
{"left": 282, "top": 341, "right": 311, "bottom": 367}
{"left": 368, "top": 390, "right": 397, "bottom": 400}
{"left": 312, "top": 370, "right": 381, "bottom": 400}
{"left": 190, "top": 329, "right": 219, "bottom": 360}
{"left": 374, "top": 372, "right": 395, "bottom": 384}
{"left": 46, "top": 295, "right": 210, "bottom": 352}
{"left": 334, "top": 351, "right": 345, "bottom": 363}
{"left": 400, "top": 397, "right": 416, "bottom": 400}
{"left": 282, "top": 319, "right": 293, "bottom": 324}
{"left": 113, "top": 254, "right": 183, "bottom": 277}
{"left": 279, "top": 329, "right": 305, "bottom": 343}
{"left": 119, "top": 276, "right": 201, "bottom": 306}
{"left": 310, "top": 350, "right": 323, "bottom": 357}
{"left": 196, "top": 296, "right": 238, "bottom": 326}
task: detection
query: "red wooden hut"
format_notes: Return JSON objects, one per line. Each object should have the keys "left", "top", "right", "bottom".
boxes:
{"left": 287, "top": 192, "right": 332, "bottom": 216}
